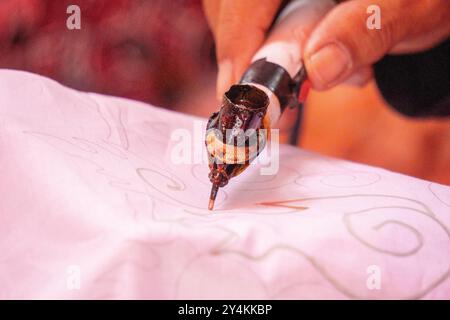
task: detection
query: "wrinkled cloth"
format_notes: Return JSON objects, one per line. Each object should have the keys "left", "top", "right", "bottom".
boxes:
{"left": 1, "top": 70, "right": 450, "bottom": 299}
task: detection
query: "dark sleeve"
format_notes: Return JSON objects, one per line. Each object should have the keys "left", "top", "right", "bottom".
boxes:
{"left": 373, "top": 38, "right": 450, "bottom": 118}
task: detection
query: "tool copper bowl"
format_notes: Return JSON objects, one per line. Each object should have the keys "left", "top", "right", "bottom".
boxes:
{"left": 224, "top": 84, "right": 269, "bottom": 110}
{"left": 219, "top": 84, "right": 269, "bottom": 132}
{"left": 205, "top": 84, "right": 271, "bottom": 210}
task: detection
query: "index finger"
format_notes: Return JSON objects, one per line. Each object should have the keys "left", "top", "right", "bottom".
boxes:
{"left": 215, "top": 0, "right": 282, "bottom": 98}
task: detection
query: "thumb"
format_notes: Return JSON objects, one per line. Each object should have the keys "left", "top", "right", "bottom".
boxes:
{"left": 304, "top": 0, "right": 449, "bottom": 90}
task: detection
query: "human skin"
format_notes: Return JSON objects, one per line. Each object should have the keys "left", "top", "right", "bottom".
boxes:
{"left": 202, "top": 0, "right": 450, "bottom": 100}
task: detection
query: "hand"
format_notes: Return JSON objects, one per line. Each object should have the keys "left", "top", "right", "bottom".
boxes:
{"left": 203, "top": 0, "right": 450, "bottom": 97}
{"left": 203, "top": 0, "right": 283, "bottom": 99}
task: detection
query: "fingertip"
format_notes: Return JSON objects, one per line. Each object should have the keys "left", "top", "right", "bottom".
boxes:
{"left": 216, "top": 60, "right": 234, "bottom": 100}
{"left": 342, "top": 67, "right": 373, "bottom": 87}
{"left": 305, "top": 41, "right": 353, "bottom": 90}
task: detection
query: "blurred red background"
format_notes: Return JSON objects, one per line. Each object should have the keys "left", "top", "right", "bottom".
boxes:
{"left": 1, "top": 0, "right": 448, "bottom": 184}
{"left": 0, "top": 0, "right": 217, "bottom": 107}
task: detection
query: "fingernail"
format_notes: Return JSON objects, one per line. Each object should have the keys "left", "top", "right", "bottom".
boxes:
{"left": 217, "top": 60, "right": 233, "bottom": 100}
{"left": 307, "top": 42, "right": 351, "bottom": 88}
